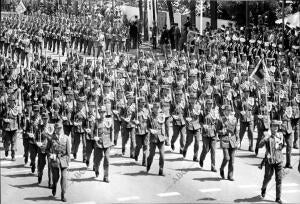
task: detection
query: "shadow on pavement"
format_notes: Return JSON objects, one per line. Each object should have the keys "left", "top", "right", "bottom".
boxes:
{"left": 3, "top": 173, "right": 35, "bottom": 178}
{"left": 234, "top": 195, "right": 274, "bottom": 203}
{"left": 175, "top": 167, "right": 202, "bottom": 172}
{"left": 235, "top": 154, "right": 257, "bottom": 158}
{"left": 68, "top": 167, "right": 87, "bottom": 172}
{"left": 1, "top": 164, "right": 26, "bottom": 169}
{"left": 193, "top": 177, "right": 222, "bottom": 182}
{"left": 197, "top": 197, "right": 216, "bottom": 201}
{"left": 164, "top": 157, "right": 185, "bottom": 162}
{"left": 110, "top": 153, "right": 123, "bottom": 158}
{"left": 70, "top": 176, "right": 97, "bottom": 183}
{"left": 123, "top": 170, "right": 158, "bottom": 177}
{"left": 24, "top": 196, "right": 60, "bottom": 202}
{"left": 111, "top": 161, "right": 139, "bottom": 167}
{"left": 10, "top": 183, "right": 49, "bottom": 189}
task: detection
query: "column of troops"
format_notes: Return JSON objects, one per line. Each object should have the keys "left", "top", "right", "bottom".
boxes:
{"left": 0, "top": 14, "right": 128, "bottom": 68}
{"left": 1, "top": 15, "right": 300, "bottom": 204}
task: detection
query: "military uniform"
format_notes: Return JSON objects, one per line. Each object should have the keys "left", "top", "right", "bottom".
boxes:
{"left": 170, "top": 89, "right": 186, "bottom": 154}
{"left": 199, "top": 99, "right": 218, "bottom": 172}
{"left": 46, "top": 121, "right": 70, "bottom": 202}
{"left": 259, "top": 120, "right": 283, "bottom": 204}
{"left": 147, "top": 102, "right": 166, "bottom": 176}
{"left": 3, "top": 95, "right": 19, "bottom": 160}
{"left": 183, "top": 92, "right": 201, "bottom": 161}
{"left": 218, "top": 105, "right": 239, "bottom": 181}
{"left": 93, "top": 106, "right": 114, "bottom": 182}
{"left": 134, "top": 97, "right": 149, "bottom": 166}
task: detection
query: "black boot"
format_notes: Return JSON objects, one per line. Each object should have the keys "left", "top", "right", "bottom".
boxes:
{"left": 159, "top": 168, "right": 164, "bottom": 176}
{"left": 5, "top": 151, "right": 8, "bottom": 157}
{"left": 24, "top": 157, "right": 28, "bottom": 164}
{"left": 171, "top": 143, "right": 175, "bottom": 151}
{"left": 261, "top": 188, "right": 266, "bottom": 198}
{"left": 52, "top": 185, "right": 56, "bottom": 196}
{"left": 220, "top": 169, "right": 225, "bottom": 179}
{"left": 182, "top": 150, "right": 187, "bottom": 158}
{"left": 199, "top": 160, "right": 203, "bottom": 168}
{"left": 38, "top": 175, "right": 42, "bottom": 184}
{"left": 103, "top": 177, "right": 110, "bottom": 183}
{"left": 31, "top": 164, "right": 36, "bottom": 173}
{"left": 61, "top": 193, "right": 67, "bottom": 202}
{"left": 275, "top": 198, "right": 282, "bottom": 204}
{"left": 95, "top": 170, "right": 99, "bottom": 177}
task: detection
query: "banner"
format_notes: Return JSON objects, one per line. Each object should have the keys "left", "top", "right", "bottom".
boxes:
{"left": 16, "top": 0, "right": 26, "bottom": 14}
{"left": 250, "top": 59, "right": 270, "bottom": 85}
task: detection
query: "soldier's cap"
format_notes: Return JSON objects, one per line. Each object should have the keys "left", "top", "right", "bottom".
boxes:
{"left": 206, "top": 63, "right": 213, "bottom": 68}
{"left": 189, "top": 92, "right": 198, "bottom": 99}
{"left": 139, "top": 75, "right": 146, "bottom": 80}
{"left": 65, "top": 90, "right": 73, "bottom": 95}
{"left": 42, "top": 112, "right": 49, "bottom": 119}
{"left": 87, "top": 59, "right": 92, "bottom": 63}
{"left": 99, "top": 105, "right": 106, "bottom": 113}
{"left": 33, "top": 104, "right": 40, "bottom": 111}
{"left": 161, "top": 85, "right": 170, "bottom": 89}
{"left": 126, "top": 92, "right": 135, "bottom": 99}
{"left": 241, "top": 70, "right": 248, "bottom": 76}
{"left": 25, "top": 100, "right": 32, "bottom": 106}
{"left": 292, "top": 83, "right": 298, "bottom": 89}
{"left": 274, "top": 80, "right": 281, "bottom": 85}
{"left": 223, "top": 82, "right": 230, "bottom": 87}
{"left": 150, "top": 80, "right": 158, "bottom": 85}
{"left": 40, "top": 55, "right": 45, "bottom": 59}
{"left": 206, "top": 99, "right": 213, "bottom": 104}
{"left": 271, "top": 120, "right": 282, "bottom": 126}
{"left": 248, "top": 64, "right": 255, "bottom": 70}
{"left": 53, "top": 59, "right": 59, "bottom": 63}
{"left": 266, "top": 58, "right": 275, "bottom": 62}
{"left": 153, "top": 102, "right": 160, "bottom": 108}
{"left": 177, "top": 69, "right": 184, "bottom": 74}
{"left": 54, "top": 120, "right": 63, "bottom": 129}
{"left": 88, "top": 101, "right": 96, "bottom": 106}
{"left": 104, "top": 82, "right": 112, "bottom": 87}
{"left": 175, "top": 89, "right": 183, "bottom": 95}
{"left": 53, "top": 87, "right": 61, "bottom": 92}
{"left": 204, "top": 78, "right": 211, "bottom": 82}
{"left": 249, "top": 39, "right": 255, "bottom": 44}
{"left": 164, "top": 66, "right": 171, "bottom": 71}
{"left": 264, "top": 42, "right": 270, "bottom": 47}
{"left": 280, "top": 97, "right": 288, "bottom": 102}
{"left": 8, "top": 95, "right": 16, "bottom": 101}
{"left": 42, "top": 82, "right": 49, "bottom": 87}
{"left": 292, "top": 45, "right": 299, "bottom": 50}
{"left": 138, "top": 97, "right": 146, "bottom": 103}
{"left": 282, "top": 68, "right": 289, "bottom": 75}
{"left": 62, "top": 62, "right": 67, "bottom": 66}
{"left": 77, "top": 95, "right": 86, "bottom": 102}
{"left": 222, "top": 104, "right": 231, "bottom": 110}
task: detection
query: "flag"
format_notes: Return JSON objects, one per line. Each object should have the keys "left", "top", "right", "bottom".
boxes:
{"left": 250, "top": 59, "right": 270, "bottom": 85}
{"left": 16, "top": 0, "right": 26, "bottom": 14}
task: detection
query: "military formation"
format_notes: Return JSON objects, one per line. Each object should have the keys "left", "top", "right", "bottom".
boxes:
{"left": 1, "top": 12, "right": 300, "bottom": 204}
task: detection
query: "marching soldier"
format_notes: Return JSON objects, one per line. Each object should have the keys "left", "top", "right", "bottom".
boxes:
{"left": 134, "top": 97, "right": 149, "bottom": 166}
{"left": 218, "top": 104, "right": 239, "bottom": 181}
{"left": 46, "top": 120, "right": 71, "bottom": 202}
{"left": 36, "top": 111, "right": 53, "bottom": 186}
{"left": 259, "top": 120, "right": 284, "bottom": 204}
{"left": 93, "top": 105, "right": 114, "bottom": 182}
{"left": 199, "top": 99, "right": 218, "bottom": 172}
{"left": 84, "top": 101, "right": 96, "bottom": 167}
{"left": 147, "top": 102, "right": 166, "bottom": 176}
{"left": 237, "top": 84, "right": 255, "bottom": 152}
{"left": 3, "top": 95, "right": 19, "bottom": 161}
{"left": 170, "top": 88, "right": 186, "bottom": 154}
{"left": 72, "top": 96, "right": 86, "bottom": 160}
{"left": 183, "top": 92, "right": 201, "bottom": 162}
{"left": 120, "top": 92, "right": 136, "bottom": 158}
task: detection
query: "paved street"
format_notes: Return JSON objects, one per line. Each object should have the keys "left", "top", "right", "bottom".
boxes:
{"left": 1, "top": 126, "right": 300, "bottom": 204}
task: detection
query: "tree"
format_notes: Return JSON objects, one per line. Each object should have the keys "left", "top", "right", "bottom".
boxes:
{"left": 167, "top": 0, "right": 174, "bottom": 25}
{"left": 144, "top": 0, "right": 148, "bottom": 41}
{"left": 190, "top": 0, "right": 196, "bottom": 26}
{"left": 138, "top": 0, "right": 143, "bottom": 37}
